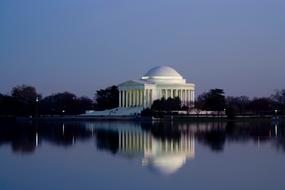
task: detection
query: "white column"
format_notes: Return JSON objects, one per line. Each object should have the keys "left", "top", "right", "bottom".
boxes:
{"left": 190, "top": 90, "right": 192, "bottom": 105}
{"left": 131, "top": 90, "right": 133, "bottom": 107}
{"left": 185, "top": 90, "right": 188, "bottom": 106}
{"left": 139, "top": 90, "right": 141, "bottom": 106}
{"left": 190, "top": 90, "right": 193, "bottom": 106}
{"left": 140, "top": 90, "right": 143, "bottom": 106}
{"left": 136, "top": 90, "right": 139, "bottom": 107}
{"left": 125, "top": 91, "right": 127, "bottom": 107}
{"left": 186, "top": 90, "right": 189, "bottom": 105}
{"left": 142, "top": 89, "right": 145, "bottom": 107}
{"left": 149, "top": 89, "right": 152, "bottom": 106}
{"left": 145, "top": 89, "right": 148, "bottom": 108}
{"left": 128, "top": 91, "right": 131, "bottom": 107}
{"left": 133, "top": 90, "right": 135, "bottom": 107}
{"left": 136, "top": 90, "right": 140, "bottom": 106}
{"left": 182, "top": 90, "right": 185, "bottom": 105}
{"left": 132, "top": 90, "right": 136, "bottom": 107}
{"left": 119, "top": 90, "right": 121, "bottom": 107}
{"left": 184, "top": 90, "right": 187, "bottom": 105}
{"left": 126, "top": 91, "right": 129, "bottom": 107}
{"left": 185, "top": 90, "right": 188, "bottom": 105}
{"left": 131, "top": 90, "right": 134, "bottom": 107}
{"left": 122, "top": 90, "right": 125, "bottom": 107}
{"left": 188, "top": 90, "right": 191, "bottom": 106}
{"left": 136, "top": 90, "right": 138, "bottom": 106}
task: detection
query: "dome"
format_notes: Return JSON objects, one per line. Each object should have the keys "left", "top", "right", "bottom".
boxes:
{"left": 141, "top": 66, "right": 186, "bottom": 84}
{"left": 143, "top": 66, "right": 182, "bottom": 78}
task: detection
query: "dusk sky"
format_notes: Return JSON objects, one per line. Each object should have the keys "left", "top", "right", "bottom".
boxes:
{"left": 1, "top": 0, "right": 284, "bottom": 98}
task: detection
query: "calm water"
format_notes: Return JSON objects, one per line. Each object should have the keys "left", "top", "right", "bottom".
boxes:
{"left": 0, "top": 119, "right": 285, "bottom": 190}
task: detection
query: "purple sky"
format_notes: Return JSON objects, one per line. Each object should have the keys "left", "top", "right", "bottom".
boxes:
{"left": 1, "top": 0, "right": 284, "bottom": 98}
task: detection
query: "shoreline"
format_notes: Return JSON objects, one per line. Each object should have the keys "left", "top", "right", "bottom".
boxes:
{"left": 1, "top": 115, "right": 284, "bottom": 122}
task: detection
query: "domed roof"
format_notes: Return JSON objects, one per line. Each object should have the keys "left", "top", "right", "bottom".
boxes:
{"left": 143, "top": 66, "right": 182, "bottom": 78}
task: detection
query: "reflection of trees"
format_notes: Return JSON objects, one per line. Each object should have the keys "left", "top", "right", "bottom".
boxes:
{"left": 95, "top": 130, "right": 119, "bottom": 154}
{"left": 0, "top": 122, "right": 37, "bottom": 153}
{"left": 0, "top": 121, "right": 92, "bottom": 153}
{"left": 196, "top": 120, "right": 283, "bottom": 152}
{"left": 37, "top": 122, "right": 92, "bottom": 146}
{"left": 198, "top": 130, "right": 226, "bottom": 152}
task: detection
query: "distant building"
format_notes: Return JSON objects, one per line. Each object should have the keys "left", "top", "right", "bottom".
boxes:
{"left": 118, "top": 66, "right": 195, "bottom": 108}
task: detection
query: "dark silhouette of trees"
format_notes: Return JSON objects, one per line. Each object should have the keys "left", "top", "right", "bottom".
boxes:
{"left": 0, "top": 84, "right": 93, "bottom": 116}
{"left": 0, "top": 94, "right": 18, "bottom": 115}
{"left": 40, "top": 92, "right": 93, "bottom": 115}
{"left": 76, "top": 97, "right": 94, "bottom": 113}
{"left": 141, "top": 97, "right": 182, "bottom": 116}
{"left": 248, "top": 98, "right": 274, "bottom": 115}
{"left": 151, "top": 97, "right": 181, "bottom": 111}
{"left": 271, "top": 89, "right": 285, "bottom": 114}
{"left": 9, "top": 85, "right": 41, "bottom": 116}
{"left": 40, "top": 92, "right": 76, "bottom": 115}
{"left": 1, "top": 84, "right": 285, "bottom": 117}
{"left": 11, "top": 85, "right": 39, "bottom": 102}
{"left": 226, "top": 96, "right": 250, "bottom": 115}
{"left": 94, "top": 85, "right": 119, "bottom": 110}
{"left": 196, "top": 89, "right": 225, "bottom": 111}
{"left": 141, "top": 108, "right": 156, "bottom": 117}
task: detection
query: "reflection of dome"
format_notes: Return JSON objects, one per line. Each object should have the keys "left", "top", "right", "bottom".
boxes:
{"left": 141, "top": 66, "right": 186, "bottom": 84}
{"left": 143, "top": 154, "right": 187, "bottom": 175}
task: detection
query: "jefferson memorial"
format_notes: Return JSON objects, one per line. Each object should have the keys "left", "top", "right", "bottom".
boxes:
{"left": 85, "top": 66, "right": 195, "bottom": 116}
{"left": 118, "top": 66, "right": 195, "bottom": 108}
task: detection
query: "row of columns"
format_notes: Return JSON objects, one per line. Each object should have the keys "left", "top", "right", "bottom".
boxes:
{"left": 161, "top": 89, "right": 194, "bottom": 106}
{"left": 119, "top": 88, "right": 194, "bottom": 108}
{"left": 119, "top": 89, "right": 153, "bottom": 108}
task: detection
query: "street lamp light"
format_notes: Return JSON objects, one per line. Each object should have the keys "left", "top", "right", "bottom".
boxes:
{"left": 35, "top": 97, "right": 39, "bottom": 117}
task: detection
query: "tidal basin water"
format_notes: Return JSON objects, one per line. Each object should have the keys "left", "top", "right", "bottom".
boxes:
{"left": 0, "top": 119, "right": 285, "bottom": 190}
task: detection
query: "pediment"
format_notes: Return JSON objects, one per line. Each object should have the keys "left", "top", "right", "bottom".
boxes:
{"left": 118, "top": 80, "right": 146, "bottom": 87}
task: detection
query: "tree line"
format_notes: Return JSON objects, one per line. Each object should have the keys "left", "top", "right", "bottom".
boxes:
{"left": 143, "top": 88, "right": 285, "bottom": 117}
{"left": 0, "top": 84, "right": 118, "bottom": 116}
{"left": 1, "top": 84, "right": 285, "bottom": 116}
{"left": 196, "top": 88, "right": 285, "bottom": 116}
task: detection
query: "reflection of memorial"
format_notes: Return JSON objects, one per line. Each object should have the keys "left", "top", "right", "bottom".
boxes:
{"left": 1, "top": 120, "right": 285, "bottom": 171}
{"left": 117, "top": 128, "right": 195, "bottom": 175}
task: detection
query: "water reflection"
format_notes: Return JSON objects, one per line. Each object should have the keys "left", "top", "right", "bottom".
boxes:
{"left": 0, "top": 120, "right": 284, "bottom": 175}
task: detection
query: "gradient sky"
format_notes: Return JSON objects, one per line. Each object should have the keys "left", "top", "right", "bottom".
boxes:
{"left": 1, "top": 0, "right": 284, "bottom": 98}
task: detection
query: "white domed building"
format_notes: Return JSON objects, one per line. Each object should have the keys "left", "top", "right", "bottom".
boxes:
{"left": 118, "top": 66, "right": 195, "bottom": 108}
